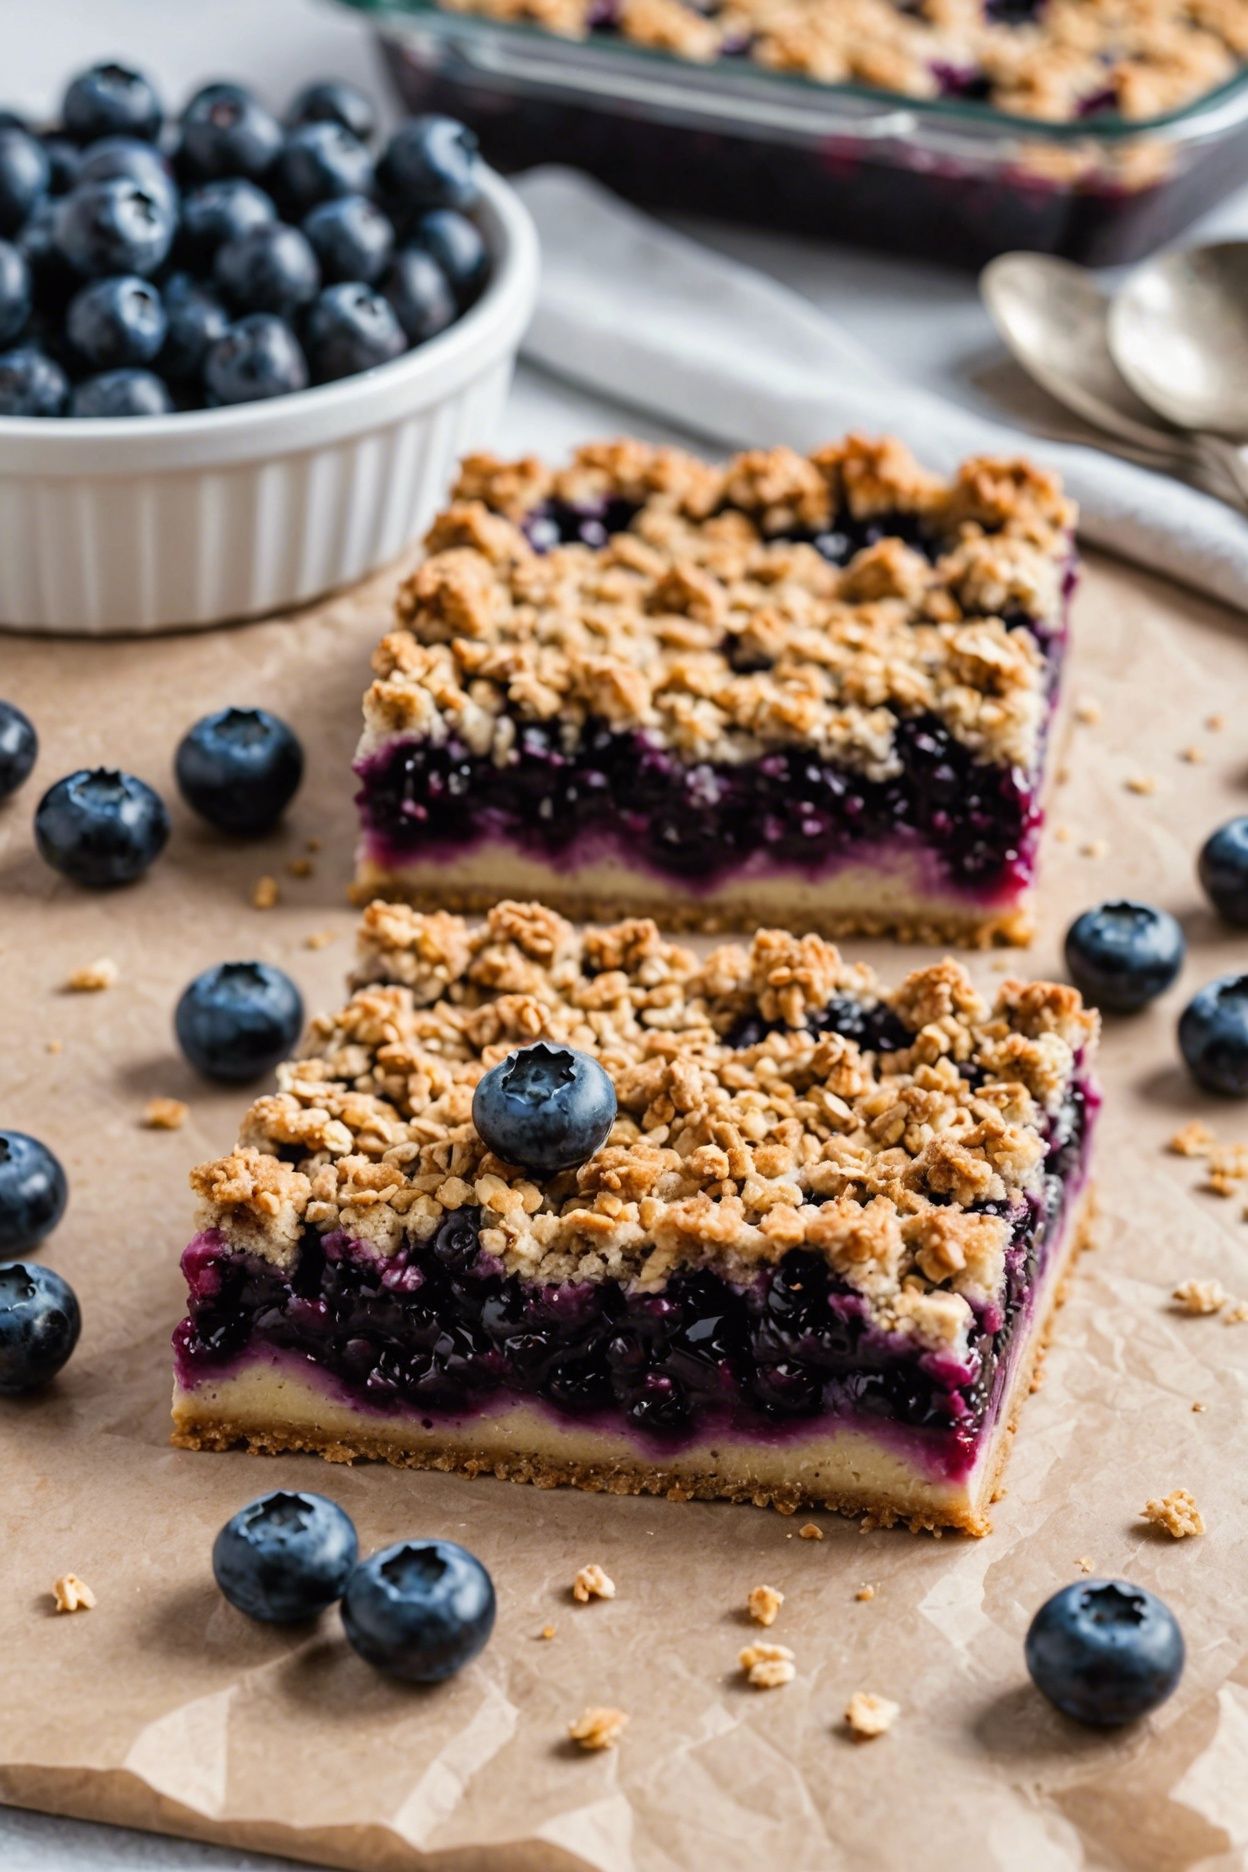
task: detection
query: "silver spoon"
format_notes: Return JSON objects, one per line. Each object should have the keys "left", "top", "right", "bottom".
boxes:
{"left": 981, "top": 252, "right": 1246, "bottom": 506}
{"left": 1109, "top": 242, "right": 1248, "bottom": 498}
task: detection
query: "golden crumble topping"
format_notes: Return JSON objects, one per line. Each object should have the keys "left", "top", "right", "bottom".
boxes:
{"left": 747, "top": 1583, "right": 785, "bottom": 1626}
{"left": 844, "top": 1690, "right": 899, "bottom": 1737}
{"left": 189, "top": 900, "right": 1098, "bottom": 1354}
{"left": 363, "top": 437, "right": 1074, "bottom": 778}
{"left": 1171, "top": 1278, "right": 1229, "bottom": 1316}
{"left": 739, "top": 1640, "right": 796, "bottom": 1687}
{"left": 572, "top": 1562, "right": 616, "bottom": 1602}
{"left": 568, "top": 1706, "right": 629, "bottom": 1749}
{"left": 52, "top": 1573, "right": 96, "bottom": 1613}
{"left": 431, "top": 0, "right": 1244, "bottom": 122}
{"left": 1141, "top": 1488, "right": 1205, "bottom": 1538}
{"left": 64, "top": 958, "right": 118, "bottom": 993}
{"left": 142, "top": 1096, "right": 189, "bottom": 1132}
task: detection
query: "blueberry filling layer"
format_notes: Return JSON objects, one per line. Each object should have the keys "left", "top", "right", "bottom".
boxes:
{"left": 357, "top": 712, "right": 1043, "bottom": 893}
{"left": 175, "top": 1070, "right": 1093, "bottom": 1481}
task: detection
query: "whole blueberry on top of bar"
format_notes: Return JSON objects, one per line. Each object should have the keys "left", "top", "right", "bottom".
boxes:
{"left": 473, "top": 1042, "right": 617, "bottom": 1173}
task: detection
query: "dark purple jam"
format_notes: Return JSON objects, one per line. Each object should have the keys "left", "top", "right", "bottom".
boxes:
{"left": 357, "top": 711, "right": 1042, "bottom": 893}
{"left": 175, "top": 1066, "right": 1092, "bottom": 1466}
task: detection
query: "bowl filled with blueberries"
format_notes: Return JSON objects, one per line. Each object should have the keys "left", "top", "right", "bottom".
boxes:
{"left": 0, "top": 61, "right": 538, "bottom": 634}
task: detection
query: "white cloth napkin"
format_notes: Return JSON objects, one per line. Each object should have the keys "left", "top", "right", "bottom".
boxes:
{"left": 515, "top": 167, "right": 1248, "bottom": 613}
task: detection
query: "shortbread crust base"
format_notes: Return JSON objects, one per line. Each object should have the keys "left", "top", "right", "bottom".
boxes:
{"left": 172, "top": 1196, "right": 1094, "bottom": 1535}
{"left": 350, "top": 848, "right": 1033, "bottom": 948}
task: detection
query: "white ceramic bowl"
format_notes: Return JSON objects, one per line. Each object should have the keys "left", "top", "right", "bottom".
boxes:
{"left": 0, "top": 167, "right": 538, "bottom": 636}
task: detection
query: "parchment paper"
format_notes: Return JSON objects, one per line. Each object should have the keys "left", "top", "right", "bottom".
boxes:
{"left": 1, "top": 547, "right": 1246, "bottom": 1872}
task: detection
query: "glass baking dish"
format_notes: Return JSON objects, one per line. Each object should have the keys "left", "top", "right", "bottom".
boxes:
{"left": 334, "top": 0, "right": 1248, "bottom": 268}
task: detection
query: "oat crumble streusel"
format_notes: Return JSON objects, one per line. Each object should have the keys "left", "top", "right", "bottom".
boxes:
{"left": 1141, "top": 1488, "right": 1205, "bottom": 1538}
{"left": 52, "top": 1573, "right": 96, "bottom": 1613}
{"left": 844, "top": 1691, "right": 899, "bottom": 1737}
{"left": 739, "top": 1640, "right": 796, "bottom": 1687}
{"left": 747, "top": 1583, "right": 784, "bottom": 1626}
{"left": 572, "top": 1562, "right": 616, "bottom": 1602}
{"left": 569, "top": 1706, "right": 629, "bottom": 1749}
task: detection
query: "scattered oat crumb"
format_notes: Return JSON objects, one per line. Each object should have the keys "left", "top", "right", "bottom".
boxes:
{"left": 1125, "top": 774, "right": 1158, "bottom": 796}
{"left": 538, "top": 1624, "right": 556, "bottom": 1641}
{"left": 305, "top": 836, "right": 321, "bottom": 853}
{"left": 1142, "top": 1488, "right": 1205, "bottom": 1539}
{"left": 1224, "top": 1300, "right": 1248, "bottom": 1325}
{"left": 251, "top": 875, "right": 279, "bottom": 910}
{"left": 747, "top": 1584, "right": 784, "bottom": 1627}
{"left": 1180, "top": 745, "right": 1206, "bottom": 765}
{"left": 1053, "top": 823, "right": 1072, "bottom": 844}
{"left": 286, "top": 855, "right": 315, "bottom": 879}
{"left": 46, "top": 1038, "right": 62, "bottom": 1055}
{"left": 52, "top": 1574, "right": 96, "bottom": 1613}
{"left": 568, "top": 1706, "right": 628, "bottom": 1751}
{"left": 844, "top": 1692, "right": 898, "bottom": 1738}
{"left": 1172, "top": 1278, "right": 1229, "bottom": 1315}
{"left": 1074, "top": 1556, "right": 1094, "bottom": 1574}
{"left": 572, "top": 1563, "right": 615, "bottom": 1604}
{"left": 1080, "top": 838, "right": 1109, "bottom": 859}
{"left": 797, "top": 1523, "right": 822, "bottom": 1541}
{"left": 142, "top": 1096, "right": 188, "bottom": 1132}
{"left": 1074, "top": 697, "right": 1102, "bottom": 726}
{"left": 1055, "top": 763, "right": 1071, "bottom": 785}
{"left": 1206, "top": 712, "right": 1225, "bottom": 732}
{"left": 1169, "top": 1121, "right": 1215, "bottom": 1158}
{"left": 64, "top": 958, "right": 118, "bottom": 993}
{"left": 1192, "top": 1401, "right": 1208, "bottom": 1413}
{"left": 739, "top": 1642, "right": 795, "bottom": 1689}
{"left": 855, "top": 1584, "right": 876, "bottom": 1602}
{"left": 304, "top": 929, "right": 337, "bottom": 951}
{"left": 1209, "top": 1144, "right": 1248, "bottom": 1183}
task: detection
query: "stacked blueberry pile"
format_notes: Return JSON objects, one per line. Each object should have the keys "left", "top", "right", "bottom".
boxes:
{"left": 0, "top": 62, "right": 488, "bottom": 417}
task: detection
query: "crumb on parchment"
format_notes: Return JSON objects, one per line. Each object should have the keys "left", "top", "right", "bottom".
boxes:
{"left": 52, "top": 1574, "right": 96, "bottom": 1613}
{"left": 537, "top": 1624, "right": 556, "bottom": 1640}
{"left": 251, "top": 875, "right": 279, "bottom": 910}
{"left": 304, "top": 929, "right": 338, "bottom": 951}
{"left": 844, "top": 1692, "right": 898, "bottom": 1738}
{"left": 1074, "top": 697, "right": 1101, "bottom": 725}
{"left": 568, "top": 1706, "right": 628, "bottom": 1751}
{"left": 739, "top": 1642, "right": 795, "bottom": 1689}
{"left": 1080, "top": 838, "right": 1108, "bottom": 859}
{"left": 287, "top": 856, "right": 315, "bottom": 879}
{"left": 1142, "top": 1489, "right": 1205, "bottom": 1539}
{"left": 747, "top": 1584, "right": 784, "bottom": 1627}
{"left": 1074, "top": 1557, "right": 1094, "bottom": 1574}
{"left": 1179, "top": 745, "right": 1205, "bottom": 764}
{"left": 1168, "top": 1122, "right": 1215, "bottom": 1158}
{"left": 572, "top": 1563, "right": 615, "bottom": 1604}
{"left": 1172, "top": 1279, "right": 1230, "bottom": 1316}
{"left": 855, "top": 1584, "right": 876, "bottom": 1602}
{"left": 142, "top": 1097, "right": 188, "bottom": 1131}
{"left": 1192, "top": 1402, "right": 1208, "bottom": 1413}
{"left": 798, "top": 1523, "right": 823, "bottom": 1541}
{"left": 1125, "top": 774, "right": 1158, "bottom": 796}
{"left": 64, "top": 958, "right": 118, "bottom": 992}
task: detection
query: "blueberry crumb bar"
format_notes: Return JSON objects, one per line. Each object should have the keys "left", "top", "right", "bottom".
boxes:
{"left": 352, "top": 436, "right": 1078, "bottom": 946}
{"left": 172, "top": 900, "right": 1100, "bottom": 1534}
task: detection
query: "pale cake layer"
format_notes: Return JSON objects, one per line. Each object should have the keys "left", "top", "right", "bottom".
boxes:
{"left": 173, "top": 1193, "right": 1094, "bottom": 1536}
{"left": 351, "top": 848, "right": 1033, "bottom": 947}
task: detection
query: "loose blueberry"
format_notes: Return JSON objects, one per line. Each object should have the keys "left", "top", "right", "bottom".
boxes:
{"left": 286, "top": 80, "right": 377, "bottom": 146}
{"left": 178, "top": 86, "right": 283, "bottom": 182}
{"left": 382, "top": 245, "right": 456, "bottom": 345}
{"left": 472, "top": 1042, "right": 617, "bottom": 1174}
{"left": 0, "top": 1263, "right": 81, "bottom": 1394}
{"left": 55, "top": 176, "right": 175, "bottom": 278}
{"left": 175, "top": 706, "right": 304, "bottom": 835}
{"left": 378, "top": 116, "right": 480, "bottom": 214}
{"left": 0, "top": 344, "right": 68, "bottom": 415}
{"left": 78, "top": 136, "right": 178, "bottom": 215}
{"left": 1198, "top": 817, "right": 1248, "bottom": 927}
{"left": 0, "top": 1131, "right": 67, "bottom": 1257}
{"left": 1179, "top": 974, "right": 1248, "bottom": 1096}
{"left": 34, "top": 767, "right": 170, "bottom": 886}
{"left": 0, "top": 700, "right": 37, "bottom": 798}
{"left": 213, "top": 1490, "right": 358, "bottom": 1623}
{"left": 66, "top": 275, "right": 167, "bottom": 370}
{"left": 1063, "top": 901, "right": 1185, "bottom": 1013}
{"left": 214, "top": 220, "right": 319, "bottom": 317}
{"left": 410, "top": 208, "right": 487, "bottom": 306}
{"left": 40, "top": 135, "right": 81, "bottom": 197}
{"left": 62, "top": 62, "right": 163, "bottom": 144}
{"left": 70, "top": 367, "right": 172, "bottom": 418}
{"left": 0, "top": 239, "right": 30, "bottom": 345}
{"left": 203, "top": 313, "right": 308, "bottom": 405}
{"left": 341, "top": 1539, "right": 496, "bottom": 1682}
{"left": 159, "top": 273, "right": 230, "bottom": 381}
{"left": 305, "top": 282, "right": 406, "bottom": 383}
{"left": 0, "top": 126, "right": 51, "bottom": 237}
{"left": 178, "top": 177, "right": 275, "bottom": 268}
{"left": 302, "top": 193, "right": 393, "bottom": 285}
{"left": 175, "top": 961, "right": 304, "bottom": 1082}
{"left": 271, "top": 122, "right": 374, "bottom": 217}
{"left": 1026, "top": 1579, "right": 1184, "bottom": 1726}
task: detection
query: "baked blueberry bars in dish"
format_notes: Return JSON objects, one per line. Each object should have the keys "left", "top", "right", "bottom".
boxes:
{"left": 353, "top": 437, "right": 1077, "bottom": 945}
{"left": 172, "top": 900, "right": 1100, "bottom": 1534}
